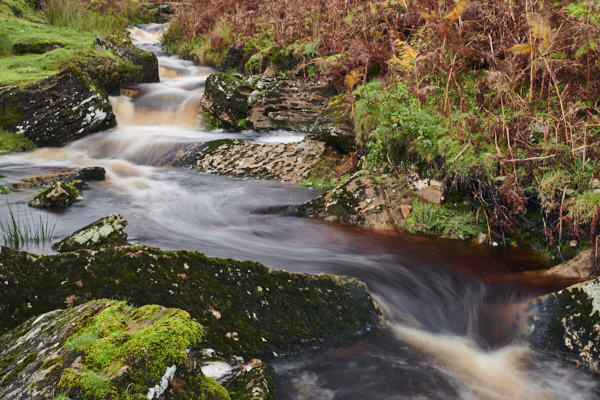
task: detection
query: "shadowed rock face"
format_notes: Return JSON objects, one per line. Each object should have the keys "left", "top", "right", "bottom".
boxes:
{"left": 200, "top": 73, "right": 333, "bottom": 132}
{"left": 0, "top": 300, "right": 231, "bottom": 400}
{"left": 0, "top": 245, "right": 383, "bottom": 360}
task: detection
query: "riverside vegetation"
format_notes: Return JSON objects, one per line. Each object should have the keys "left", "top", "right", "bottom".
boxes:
{"left": 164, "top": 0, "right": 600, "bottom": 266}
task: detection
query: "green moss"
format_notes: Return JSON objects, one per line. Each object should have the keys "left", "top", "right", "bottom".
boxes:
{"left": 204, "top": 110, "right": 223, "bottom": 130}
{"left": 404, "top": 200, "right": 482, "bottom": 240}
{"left": 41, "top": 356, "right": 63, "bottom": 370}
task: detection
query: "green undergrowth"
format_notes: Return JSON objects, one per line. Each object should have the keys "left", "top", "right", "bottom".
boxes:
{"left": 0, "top": 129, "right": 36, "bottom": 152}
{"left": 404, "top": 199, "right": 483, "bottom": 240}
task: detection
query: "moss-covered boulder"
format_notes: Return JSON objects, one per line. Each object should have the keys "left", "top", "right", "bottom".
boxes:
{"left": 0, "top": 66, "right": 115, "bottom": 147}
{"left": 173, "top": 139, "right": 341, "bottom": 183}
{"left": 200, "top": 73, "right": 254, "bottom": 129}
{"left": 0, "top": 300, "right": 230, "bottom": 399}
{"left": 28, "top": 180, "right": 82, "bottom": 208}
{"left": 0, "top": 245, "right": 383, "bottom": 360}
{"left": 290, "top": 171, "right": 414, "bottom": 230}
{"left": 307, "top": 96, "right": 356, "bottom": 153}
{"left": 92, "top": 36, "right": 159, "bottom": 96}
{"left": 515, "top": 278, "right": 600, "bottom": 372}
{"left": 53, "top": 214, "right": 128, "bottom": 252}
{"left": 12, "top": 40, "right": 64, "bottom": 54}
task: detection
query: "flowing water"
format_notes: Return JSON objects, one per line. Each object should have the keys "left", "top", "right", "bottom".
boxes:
{"left": 0, "top": 24, "right": 598, "bottom": 399}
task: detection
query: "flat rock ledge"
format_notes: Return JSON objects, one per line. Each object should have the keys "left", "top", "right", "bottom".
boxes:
{"left": 173, "top": 139, "right": 341, "bottom": 183}
{"left": 514, "top": 277, "right": 600, "bottom": 373}
{"left": 0, "top": 245, "right": 384, "bottom": 361}
{"left": 290, "top": 171, "right": 415, "bottom": 230}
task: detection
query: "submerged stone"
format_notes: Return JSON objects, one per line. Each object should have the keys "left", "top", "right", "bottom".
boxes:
{"left": 12, "top": 166, "right": 106, "bottom": 189}
{"left": 52, "top": 214, "right": 128, "bottom": 252}
{"left": 0, "top": 300, "right": 229, "bottom": 400}
{"left": 28, "top": 180, "right": 82, "bottom": 209}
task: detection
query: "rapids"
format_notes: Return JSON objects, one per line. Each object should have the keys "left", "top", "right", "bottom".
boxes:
{"left": 0, "top": 24, "right": 598, "bottom": 399}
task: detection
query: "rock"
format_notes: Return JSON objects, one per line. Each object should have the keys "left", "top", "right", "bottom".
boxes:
{"left": 12, "top": 166, "right": 106, "bottom": 189}
{"left": 201, "top": 73, "right": 334, "bottom": 132}
{"left": 226, "top": 362, "right": 275, "bottom": 400}
{"left": 92, "top": 37, "right": 159, "bottom": 95}
{"left": 0, "top": 245, "right": 384, "bottom": 360}
{"left": 173, "top": 139, "right": 341, "bottom": 183}
{"left": 290, "top": 171, "right": 414, "bottom": 230}
{"left": 0, "top": 300, "right": 229, "bottom": 400}
{"left": 0, "top": 67, "right": 116, "bottom": 147}
{"left": 543, "top": 249, "right": 593, "bottom": 279}
{"left": 52, "top": 214, "right": 128, "bottom": 252}
{"left": 200, "top": 73, "right": 254, "bottom": 129}
{"left": 28, "top": 180, "right": 82, "bottom": 208}
{"left": 514, "top": 278, "right": 600, "bottom": 372}
{"left": 248, "top": 79, "right": 333, "bottom": 132}
{"left": 222, "top": 43, "right": 247, "bottom": 72}
{"left": 416, "top": 182, "right": 445, "bottom": 205}
{"left": 143, "top": 2, "right": 177, "bottom": 23}
{"left": 307, "top": 97, "right": 356, "bottom": 153}
{"left": 12, "top": 40, "right": 63, "bottom": 54}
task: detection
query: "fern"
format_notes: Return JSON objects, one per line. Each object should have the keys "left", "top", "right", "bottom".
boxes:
{"left": 389, "top": 40, "right": 418, "bottom": 69}
{"left": 443, "top": 0, "right": 470, "bottom": 21}
{"left": 344, "top": 69, "right": 362, "bottom": 90}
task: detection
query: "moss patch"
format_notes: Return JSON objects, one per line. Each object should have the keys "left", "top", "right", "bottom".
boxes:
{"left": 0, "top": 129, "right": 35, "bottom": 152}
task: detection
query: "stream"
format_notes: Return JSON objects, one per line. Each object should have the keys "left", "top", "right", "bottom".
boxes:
{"left": 1, "top": 24, "right": 599, "bottom": 399}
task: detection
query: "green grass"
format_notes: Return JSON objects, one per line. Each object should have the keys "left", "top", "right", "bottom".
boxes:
{"left": 0, "top": 129, "right": 36, "bottom": 152}
{"left": 0, "top": 202, "right": 56, "bottom": 248}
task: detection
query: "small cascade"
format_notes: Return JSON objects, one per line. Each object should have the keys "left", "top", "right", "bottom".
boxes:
{"left": 110, "top": 24, "right": 217, "bottom": 128}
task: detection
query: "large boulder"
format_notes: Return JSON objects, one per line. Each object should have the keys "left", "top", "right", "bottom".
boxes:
{"left": 173, "top": 139, "right": 342, "bottom": 183}
{"left": 0, "top": 66, "right": 115, "bottom": 147}
{"left": 290, "top": 171, "right": 415, "bottom": 230}
{"left": 201, "top": 73, "right": 334, "bottom": 132}
{"left": 514, "top": 277, "right": 600, "bottom": 372}
{"left": 0, "top": 300, "right": 230, "bottom": 399}
{"left": 0, "top": 245, "right": 383, "bottom": 360}
{"left": 52, "top": 214, "right": 128, "bottom": 252}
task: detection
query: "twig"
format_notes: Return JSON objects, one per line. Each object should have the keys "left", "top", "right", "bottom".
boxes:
{"left": 504, "top": 154, "right": 556, "bottom": 162}
{"left": 450, "top": 142, "right": 470, "bottom": 162}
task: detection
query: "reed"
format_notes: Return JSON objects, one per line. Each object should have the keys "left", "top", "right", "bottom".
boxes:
{"left": 0, "top": 202, "right": 56, "bottom": 248}
{"left": 43, "top": 0, "right": 129, "bottom": 36}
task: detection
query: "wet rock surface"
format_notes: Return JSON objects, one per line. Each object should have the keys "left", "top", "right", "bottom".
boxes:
{"left": 0, "top": 244, "right": 383, "bottom": 360}
{"left": 0, "top": 67, "right": 115, "bottom": 147}
{"left": 173, "top": 139, "right": 341, "bottom": 183}
{"left": 0, "top": 300, "right": 230, "bottom": 400}
{"left": 515, "top": 278, "right": 600, "bottom": 372}
{"left": 290, "top": 171, "right": 415, "bottom": 230}
{"left": 12, "top": 166, "right": 106, "bottom": 189}
{"left": 28, "top": 181, "right": 82, "bottom": 209}
{"left": 201, "top": 73, "right": 333, "bottom": 132}
{"left": 53, "top": 214, "right": 128, "bottom": 252}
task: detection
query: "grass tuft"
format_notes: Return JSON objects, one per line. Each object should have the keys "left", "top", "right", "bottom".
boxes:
{"left": 0, "top": 201, "right": 56, "bottom": 248}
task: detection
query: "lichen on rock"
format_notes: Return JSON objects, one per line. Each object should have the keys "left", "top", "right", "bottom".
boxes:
{"left": 53, "top": 214, "right": 128, "bottom": 253}
{"left": 28, "top": 180, "right": 82, "bottom": 209}
{"left": 173, "top": 139, "right": 341, "bottom": 183}
{"left": 290, "top": 171, "right": 414, "bottom": 230}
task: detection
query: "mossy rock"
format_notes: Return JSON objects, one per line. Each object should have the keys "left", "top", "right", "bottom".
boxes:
{"left": 200, "top": 73, "right": 254, "bottom": 129}
{"left": 53, "top": 214, "right": 128, "bottom": 252}
{"left": 0, "top": 300, "right": 230, "bottom": 399}
{"left": 516, "top": 278, "right": 600, "bottom": 372}
{"left": 12, "top": 40, "right": 64, "bottom": 55}
{"left": 28, "top": 180, "right": 82, "bottom": 208}
{"left": 0, "top": 244, "right": 383, "bottom": 360}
